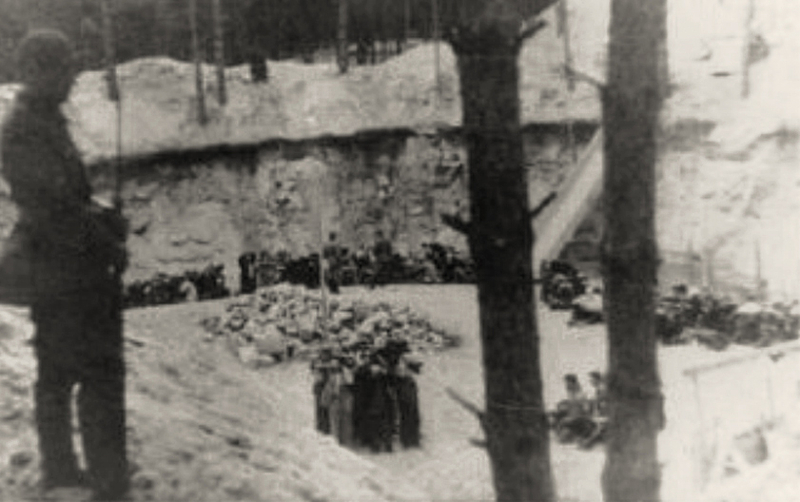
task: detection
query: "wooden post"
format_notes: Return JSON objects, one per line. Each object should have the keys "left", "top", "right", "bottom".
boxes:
{"left": 315, "top": 170, "right": 329, "bottom": 331}
{"left": 212, "top": 0, "right": 227, "bottom": 105}
{"left": 189, "top": 0, "right": 208, "bottom": 124}
{"left": 755, "top": 236, "right": 764, "bottom": 300}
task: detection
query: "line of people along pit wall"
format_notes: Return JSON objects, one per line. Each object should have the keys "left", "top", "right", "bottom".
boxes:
{"left": 123, "top": 240, "right": 475, "bottom": 309}
{"left": 199, "top": 283, "right": 460, "bottom": 452}
{"left": 239, "top": 239, "right": 475, "bottom": 294}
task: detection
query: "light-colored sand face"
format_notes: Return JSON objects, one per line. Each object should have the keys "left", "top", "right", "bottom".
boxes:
{"left": 0, "top": 0, "right": 797, "bottom": 302}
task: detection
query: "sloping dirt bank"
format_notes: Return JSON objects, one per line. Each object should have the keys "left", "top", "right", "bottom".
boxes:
{"left": 0, "top": 302, "right": 428, "bottom": 502}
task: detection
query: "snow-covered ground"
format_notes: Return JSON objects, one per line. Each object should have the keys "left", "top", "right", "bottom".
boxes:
{"left": 3, "top": 285, "right": 798, "bottom": 501}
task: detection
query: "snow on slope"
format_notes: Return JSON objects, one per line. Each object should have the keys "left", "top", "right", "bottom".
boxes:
{"left": 0, "top": 302, "right": 429, "bottom": 502}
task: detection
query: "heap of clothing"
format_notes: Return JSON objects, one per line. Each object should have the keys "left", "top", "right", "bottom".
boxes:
{"left": 311, "top": 339, "right": 422, "bottom": 452}
{"left": 540, "top": 260, "right": 591, "bottom": 310}
{"left": 656, "top": 287, "right": 800, "bottom": 350}
{"left": 200, "top": 283, "right": 458, "bottom": 368}
{"left": 548, "top": 372, "right": 607, "bottom": 450}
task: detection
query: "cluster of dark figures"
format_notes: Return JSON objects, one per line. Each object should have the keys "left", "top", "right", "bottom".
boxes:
{"left": 548, "top": 372, "right": 607, "bottom": 450}
{"left": 539, "top": 260, "right": 605, "bottom": 324}
{"left": 123, "top": 264, "right": 229, "bottom": 308}
{"left": 541, "top": 258, "right": 800, "bottom": 351}
{"left": 656, "top": 285, "right": 800, "bottom": 350}
{"left": 239, "top": 235, "right": 475, "bottom": 295}
{"left": 540, "top": 260, "right": 589, "bottom": 309}
{"left": 311, "top": 339, "right": 422, "bottom": 453}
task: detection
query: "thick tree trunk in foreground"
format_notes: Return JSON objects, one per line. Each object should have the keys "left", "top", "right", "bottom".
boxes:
{"left": 601, "top": 1, "right": 666, "bottom": 501}
{"left": 454, "top": 24, "right": 554, "bottom": 502}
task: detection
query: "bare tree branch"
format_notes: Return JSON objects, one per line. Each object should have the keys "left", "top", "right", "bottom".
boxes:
{"left": 469, "top": 438, "right": 488, "bottom": 448}
{"left": 446, "top": 387, "right": 485, "bottom": 424}
{"left": 530, "top": 191, "right": 557, "bottom": 220}
{"left": 563, "top": 64, "right": 606, "bottom": 90}
{"left": 516, "top": 19, "right": 547, "bottom": 49}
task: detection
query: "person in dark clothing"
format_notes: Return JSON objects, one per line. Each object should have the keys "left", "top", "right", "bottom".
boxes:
{"left": 394, "top": 356, "right": 421, "bottom": 448}
{"left": 382, "top": 340, "right": 422, "bottom": 448}
{"left": 1, "top": 30, "right": 129, "bottom": 501}
{"left": 370, "top": 230, "right": 393, "bottom": 288}
{"left": 311, "top": 348, "right": 336, "bottom": 435}
{"left": 353, "top": 353, "right": 395, "bottom": 452}
{"left": 323, "top": 232, "right": 342, "bottom": 294}
{"left": 364, "top": 360, "right": 395, "bottom": 453}
{"left": 396, "top": 375, "right": 420, "bottom": 447}
{"left": 238, "top": 252, "right": 257, "bottom": 294}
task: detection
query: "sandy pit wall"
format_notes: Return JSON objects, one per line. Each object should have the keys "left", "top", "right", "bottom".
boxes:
{"left": 18, "top": 123, "right": 592, "bottom": 290}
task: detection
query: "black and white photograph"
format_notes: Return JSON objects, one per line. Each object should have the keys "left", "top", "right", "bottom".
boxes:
{"left": 0, "top": 0, "right": 797, "bottom": 500}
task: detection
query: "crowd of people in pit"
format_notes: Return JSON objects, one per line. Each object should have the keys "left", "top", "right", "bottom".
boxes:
{"left": 240, "top": 231, "right": 475, "bottom": 294}
{"left": 311, "top": 338, "right": 423, "bottom": 452}
{"left": 121, "top": 233, "right": 475, "bottom": 308}
{"left": 123, "top": 263, "right": 229, "bottom": 308}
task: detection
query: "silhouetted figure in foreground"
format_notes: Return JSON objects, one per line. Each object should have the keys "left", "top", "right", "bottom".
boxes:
{"left": 1, "top": 30, "right": 129, "bottom": 501}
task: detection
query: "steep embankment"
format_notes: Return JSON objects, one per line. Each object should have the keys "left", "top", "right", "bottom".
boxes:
{"left": 0, "top": 303, "right": 428, "bottom": 502}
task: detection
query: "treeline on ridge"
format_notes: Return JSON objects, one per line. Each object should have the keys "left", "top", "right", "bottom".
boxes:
{"left": 0, "top": 0, "right": 464, "bottom": 83}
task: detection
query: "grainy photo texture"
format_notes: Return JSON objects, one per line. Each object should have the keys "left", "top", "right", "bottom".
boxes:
{"left": 0, "top": 1, "right": 797, "bottom": 501}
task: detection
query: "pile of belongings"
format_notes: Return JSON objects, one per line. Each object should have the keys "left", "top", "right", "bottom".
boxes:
{"left": 656, "top": 285, "right": 800, "bottom": 351}
{"left": 199, "top": 283, "right": 459, "bottom": 368}
{"left": 419, "top": 243, "right": 475, "bottom": 284}
{"left": 569, "top": 278, "right": 604, "bottom": 325}
{"left": 548, "top": 371, "right": 607, "bottom": 449}
{"left": 124, "top": 264, "right": 229, "bottom": 308}
{"left": 540, "top": 260, "right": 588, "bottom": 310}
{"left": 310, "top": 338, "right": 423, "bottom": 452}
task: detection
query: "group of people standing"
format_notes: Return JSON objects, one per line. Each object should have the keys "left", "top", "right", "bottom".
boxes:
{"left": 311, "top": 339, "right": 422, "bottom": 452}
{"left": 323, "top": 230, "right": 394, "bottom": 293}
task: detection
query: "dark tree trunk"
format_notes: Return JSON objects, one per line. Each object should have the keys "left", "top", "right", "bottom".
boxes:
{"left": 212, "top": 0, "right": 227, "bottom": 105}
{"left": 601, "top": 1, "right": 667, "bottom": 501}
{"left": 403, "top": 0, "right": 410, "bottom": 50}
{"left": 101, "top": 0, "right": 119, "bottom": 102}
{"left": 431, "top": 0, "right": 440, "bottom": 94}
{"left": 453, "top": 21, "right": 554, "bottom": 502}
{"left": 189, "top": 0, "right": 207, "bottom": 124}
{"left": 337, "top": 0, "right": 349, "bottom": 73}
